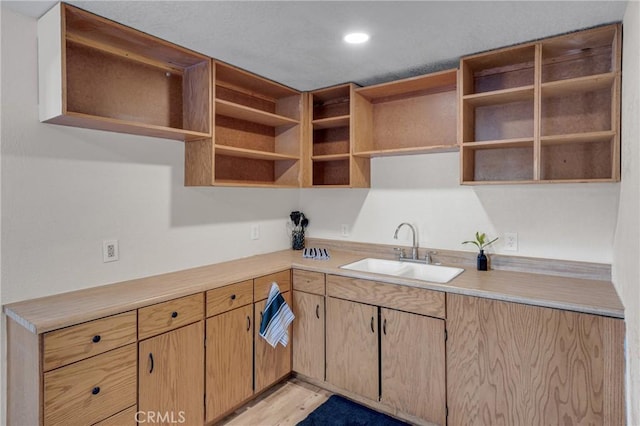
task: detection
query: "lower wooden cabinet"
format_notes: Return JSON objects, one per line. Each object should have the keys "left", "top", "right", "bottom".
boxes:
{"left": 205, "top": 304, "right": 254, "bottom": 422}
{"left": 292, "top": 290, "right": 325, "bottom": 380}
{"left": 254, "top": 291, "right": 293, "bottom": 393}
{"left": 138, "top": 322, "right": 204, "bottom": 426}
{"left": 326, "top": 297, "right": 379, "bottom": 401}
{"left": 326, "top": 297, "right": 447, "bottom": 425}
{"left": 380, "top": 308, "right": 446, "bottom": 425}
{"left": 43, "top": 343, "right": 137, "bottom": 426}
{"left": 446, "top": 294, "right": 625, "bottom": 425}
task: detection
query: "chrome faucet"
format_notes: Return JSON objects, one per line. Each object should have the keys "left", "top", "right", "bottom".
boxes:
{"left": 393, "top": 222, "right": 419, "bottom": 260}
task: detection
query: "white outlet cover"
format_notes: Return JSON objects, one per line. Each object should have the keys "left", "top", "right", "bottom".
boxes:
{"left": 103, "top": 240, "right": 119, "bottom": 262}
{"left": 341, "top": 224, "right": 349, "bottom": 237}
{"left": 504, "top": 232, "right": 518, "bottom": 251}
{"left": 251, "top": 224, "right": 260, "bottom": 240}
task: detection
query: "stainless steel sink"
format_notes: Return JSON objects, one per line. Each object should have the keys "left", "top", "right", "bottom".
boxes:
{"left": 340, "top": 258, "right": 464, "bottom": 284}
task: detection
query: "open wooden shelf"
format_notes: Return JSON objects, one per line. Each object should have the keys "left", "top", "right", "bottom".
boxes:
{"left": 542, "top": 25, "right": 619, "bottom": 84}
{"left": 461, "top": 45, "right": 536, "bottom": 95}
{"left": 311, "top": 154, "right": 351, "bottom": 162}
{"left": 215, "top": 145, "right": 299, "bottom": 161}
{"left": 462, "top": 138, "right": 534, "bottom": 149}
{"left": 39, "top": 4, "right": 212, "bottom": 142}
{"left": 215, "top": 100, "right": 299, "bottom": 127}
{"left": 541, "top": 73, "right": 616, "bottom": 97}
{"left": 312, "top": 116, "right": 350, "bottom": 130}
{"left": 353, "top": 69, "right": 458, "bottom": 157}
{"left": 304, "top": 84, "right": 370, "bottom": 188}
{"left": 354, "top": 145, "right": 459, "bottom": 158}
{"left": 460, "top": 23, "right": 621, "bottom": 184}
{"left": 462, "top": 85, "right": 534, "bottom": 107}
{"left": 185, "top": 61, "right": 302, "bottom": 187}
{"left": 541, "top": 130, "right": 616, "bottom": 146}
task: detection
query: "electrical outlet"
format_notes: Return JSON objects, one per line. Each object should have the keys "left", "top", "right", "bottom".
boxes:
{"left": 504, "top": 232, "right": 518, "bottom": 251}
{"left": 103, "top": 240, "right": 119, "bottom": 262}
{"left": 250, "top": 224, "right": 260, "bottom": 240}
{"left": 341, "top": 224, "right": 349, "bottom": 237}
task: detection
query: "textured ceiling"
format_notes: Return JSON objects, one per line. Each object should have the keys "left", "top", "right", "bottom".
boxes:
{"left": 4, "top": 1, "right": 628, "bottom": 91}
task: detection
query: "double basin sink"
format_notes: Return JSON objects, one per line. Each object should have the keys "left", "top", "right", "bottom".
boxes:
{"left": 340, "top": 258, "right": 464, "bottom": 284}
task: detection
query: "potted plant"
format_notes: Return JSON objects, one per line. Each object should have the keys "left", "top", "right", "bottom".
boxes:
{"left": 462, "top": 232, "right": 498, "bottom": 271}
{"left": 289, "top": 211, "right": 309, "bottom": 250}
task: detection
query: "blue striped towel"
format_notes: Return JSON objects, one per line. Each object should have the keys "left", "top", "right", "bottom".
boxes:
{"left": 259, "top": 282, "right": 295, "bottom": 348}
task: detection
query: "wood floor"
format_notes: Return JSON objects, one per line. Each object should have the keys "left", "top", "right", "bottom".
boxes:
{"left": 217, "top": 378, "right": 332, "bottom": 426}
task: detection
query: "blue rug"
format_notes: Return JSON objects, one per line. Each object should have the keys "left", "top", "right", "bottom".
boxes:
{"left": 297, "top": 395, "right": 410, "bottom": 426}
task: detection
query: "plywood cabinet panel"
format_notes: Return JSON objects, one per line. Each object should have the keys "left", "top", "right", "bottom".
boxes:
{"left": 292, "top": 269, "right": 325, "bottom": 295}
{"left": 138, "top": 293, "right": 204, "bottom": 340}
{"left": 254, "top": 270, "right": 291, "bottom": 301}
{"left": 292, "top": 291, "right": 325, "bottom": 381}
{"left": 139, "top": 322, "right": 204, "bottom": 426}
{"left": 381, "top": 308, "right": 446, "bottom": 425}
{"left": 43, "top": 344, "right": 137, "bottom": 426}
{"left": 206, "top": 279, "right": 253, "bottom": 317}
{"left": 446, "top": 293, "right": 625, "bottom": 425}
{"left": 206, "top": 304, "right": 254, "bottom": 422}
{"left": 43, "top": 310, "right": 136, "bottom": 371}
{"left": 254, "top": 291, "right": 293, "bottom": 393}
{"left": 325, "top": 297, "right": 378, "bottom": 401}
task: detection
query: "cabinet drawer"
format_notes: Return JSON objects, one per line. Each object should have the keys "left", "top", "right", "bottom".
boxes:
{"left": 254, "top": 270, "right": 291, "bottom": 301}
{"left": 206, "top": 280, "right": 253, "bottom": 317}
{"left": 94, "top": 405, "right": 137, "bottom": 426}
{"left": 326, "top": 274, "right": 446, "bottom": 319}
{"left": 138, "top": 293, "right": 204, "bottom": 340}
{"left": 43, "top": 311, "right": 137, "bottom": 371}
{"left": 293, "top": 269, "right": 325, "bottom": 295}
{"left": 43, "top": 344, "right": 137, "bottom": 426}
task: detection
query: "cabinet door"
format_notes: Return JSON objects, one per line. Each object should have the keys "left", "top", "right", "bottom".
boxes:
{"left": 139, "top": 322, "right": 204, "bottom": 426}
{"left": 447, "top": 294, "right": 625, "bottom": 425}
{"left": 381, "top": 308, "right": 446, "bottom": 425}
{"left": 254, "top": 291, "right": 292, "bottom": 393}
{"left": 326, "top": 297, "right": 378, "bottom": 400}
{"left": 292, "top": 291, "right": 325, "bottom": 380}
{"left": 205, "top": 304, "right": 253, "bottom": 422}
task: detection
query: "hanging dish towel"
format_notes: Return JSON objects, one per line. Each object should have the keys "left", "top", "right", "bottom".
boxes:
{"left": 259, "top": 282, "right": 295, "bottom": 348}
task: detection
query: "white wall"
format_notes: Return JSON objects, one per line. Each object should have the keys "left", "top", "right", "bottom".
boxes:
{"left": 302, "top": 152, "right": 620, "bottom": 263}
{"left": 613, "top": 1, "right": 640, "bottom": 423}
{"left": 0, "top": 8, "right": 298, "bottom": 423}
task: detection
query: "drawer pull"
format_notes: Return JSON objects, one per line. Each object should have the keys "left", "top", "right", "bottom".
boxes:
{"left": 92, "top": 335, "right": 101, "bottom": 343}
{"left": 246, "top": 316, "right": 251, "bottom": 332}
{"left": 230, "top": 294, "right": 237, "bottom": 300}
{"left": 370, "top": 317, "right": 375, "bottom": 333}
{"left": 91, "top": 386, "right": 100, "bottom": 395}
{"left": 171, "top": 311, "right": 178, "bottom": 319}
{"left": 316, "top": 305, "right": 320, "bottom": 319}
{"left": 149, "top": 353, "right": 154, "bottom": 374}
{"left": 383, "top": 318, "right": 387, "bottom": 335}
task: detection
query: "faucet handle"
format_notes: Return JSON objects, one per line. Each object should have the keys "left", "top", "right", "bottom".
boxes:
{"left": 393, "top": 247, "right": 406, "bottom": 259}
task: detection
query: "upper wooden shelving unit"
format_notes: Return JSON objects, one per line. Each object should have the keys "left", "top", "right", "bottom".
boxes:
{"left": 304, "top": 83, "right": 370, "bottom": 188}
{"left": 354, "top": 69, "right": 458, "bottom": 157}
{"left": 38, "top": 4, "right": 621, "bottom": 188}
{"left": 38, "top": 3, "right": 212, "bottom": 141}
{"left": 460, "top": 24, "right": 621, "bottom": 184}
{"left": 185, "top": 61, "right": 302, "bottom": 187}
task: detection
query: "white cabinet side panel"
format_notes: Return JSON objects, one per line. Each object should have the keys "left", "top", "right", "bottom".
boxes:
{"left": 37, "top": 3, "right": 63, "bottom": 122}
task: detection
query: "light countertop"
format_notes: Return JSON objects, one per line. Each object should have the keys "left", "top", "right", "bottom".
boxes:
{"left": 4, "top": 249, "right": 624, "bottom": 334}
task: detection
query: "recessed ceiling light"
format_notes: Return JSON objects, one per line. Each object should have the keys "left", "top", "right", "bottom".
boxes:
{"left": 344, "top": 32, "right": 370, "bottom": 44}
